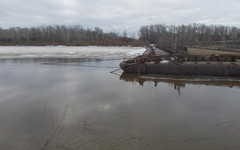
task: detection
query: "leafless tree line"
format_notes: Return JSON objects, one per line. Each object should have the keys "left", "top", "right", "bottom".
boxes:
{"left": 1, "top": 24, "right": 240, "bottom": 47}
{"left": 139, "top": 23, "right": 240, "bottom": 48}
{"left": 0, "top": 25, "right": 142, "bottom": 46}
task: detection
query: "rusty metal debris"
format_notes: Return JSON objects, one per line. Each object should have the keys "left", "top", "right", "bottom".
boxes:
{"left": 120, "top": 45, "right": 240, "bottom": 76}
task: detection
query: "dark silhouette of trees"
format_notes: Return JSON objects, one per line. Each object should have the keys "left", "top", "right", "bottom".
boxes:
{"left": 1, "top": 23, "right": 240, "bottom": 48}
{"left": 139, "top": 23, "right": 240, "bottom": 48}
{"left": 0, "top": 25, "right": 143, "bottom": 46}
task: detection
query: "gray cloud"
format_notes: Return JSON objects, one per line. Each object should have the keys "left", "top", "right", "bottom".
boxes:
{"left": 0, "top": 0, "right": 239, "bottom": 35}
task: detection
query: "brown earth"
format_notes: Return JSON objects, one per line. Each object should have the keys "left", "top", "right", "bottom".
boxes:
{"left": 188, "top": 48, "right": 240, "bottom": 56}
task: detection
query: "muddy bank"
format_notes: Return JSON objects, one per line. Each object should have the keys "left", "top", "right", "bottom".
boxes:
{"left": 188, "top": 48, "right": 240, "bottom": 56}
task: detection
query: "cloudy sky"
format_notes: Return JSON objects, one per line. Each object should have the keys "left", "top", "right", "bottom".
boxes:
{"left": 0, "top": 0, "right": 239, "bottom": 34}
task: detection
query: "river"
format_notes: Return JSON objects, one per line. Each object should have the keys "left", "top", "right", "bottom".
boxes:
{"left": 0, "top": 46, "right": 240, "bottom": 150}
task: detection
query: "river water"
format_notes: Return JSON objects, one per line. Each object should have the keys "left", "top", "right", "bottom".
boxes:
{"left": 0, "top": 47, "right": 240, "bottom": 150}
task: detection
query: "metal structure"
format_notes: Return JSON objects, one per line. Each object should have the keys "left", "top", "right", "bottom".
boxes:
{"left": 120, "top": 45, "right": 240, "bottom": 76}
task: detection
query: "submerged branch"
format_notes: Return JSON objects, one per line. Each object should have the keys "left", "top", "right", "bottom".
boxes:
{"left": 41, "top": 104, "right": 68, "bottom": 150}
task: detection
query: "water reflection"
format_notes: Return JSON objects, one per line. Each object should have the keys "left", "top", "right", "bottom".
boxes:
{"left": 119, "top": 73, "right": 240, "bottom": 95}
{"left": 0, "top": 60, "right": 240, "bottom": 150}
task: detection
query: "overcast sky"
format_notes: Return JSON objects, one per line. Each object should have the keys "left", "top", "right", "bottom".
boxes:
{"left": 0, "top": 0, "right": 239, "bottom": 35}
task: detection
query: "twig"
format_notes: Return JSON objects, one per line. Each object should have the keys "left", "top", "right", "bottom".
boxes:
{"left": 41, "top": 104, "right": 68, "bottom": 150}
{"left": 110, "top": 68, "right": 122, "bottom": 73}
{"left": 49, "top": 109, "right": 55, "bottom": 129}
{"left": 41, "top": 102, "right": 47, "bottom": 129}
{"left": 84, "top": 126, "right": 93, "bottom": 136}
{"left": 30, "top": 129, "right": 43, "bottom": 150}
{"left": 83, "top": 108, "right": 94, "bottom": 127}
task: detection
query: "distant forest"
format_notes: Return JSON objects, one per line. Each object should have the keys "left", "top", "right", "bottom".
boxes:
{"left": 0, "top": 24, "right": 240, "bottom": 47}
{"left": 139, "top": 24, "right": 240, "bottom": 49}
{"left": 0, "top": 25, "right": 144, "bottom": 46}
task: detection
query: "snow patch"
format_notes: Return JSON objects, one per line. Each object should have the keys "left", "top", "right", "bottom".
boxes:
{"left": 127, "top": 48, "right": 146, "bottom": 56}
{"left": 0, "top": 46, "right": 145, "bottom": 60}
{"left": 161, "top": 60, "right": 169, "bottom": 63}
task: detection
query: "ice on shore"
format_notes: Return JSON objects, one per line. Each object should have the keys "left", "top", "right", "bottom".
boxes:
{"left": 126, "top": 48, "right": 146, "bottom": 56}
{"left": 0, "top": 46, "right": 146, "bottom": 60}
